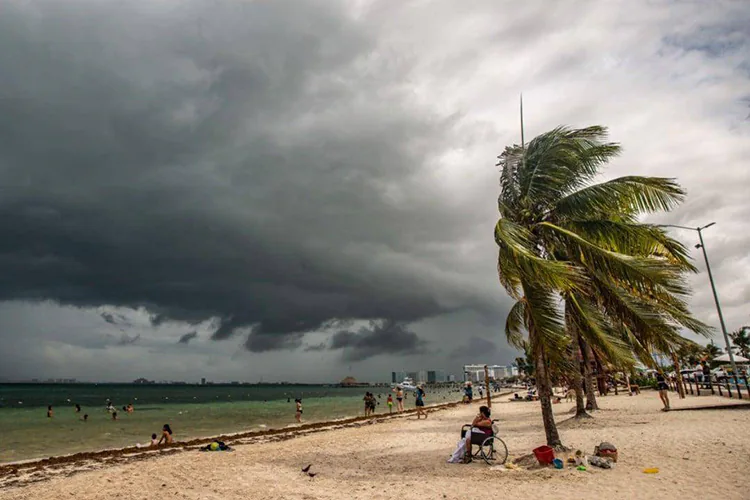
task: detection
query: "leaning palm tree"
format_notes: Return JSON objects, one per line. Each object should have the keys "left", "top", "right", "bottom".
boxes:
{"left": 496, "top": 125, "right": 709, "bottom": 444}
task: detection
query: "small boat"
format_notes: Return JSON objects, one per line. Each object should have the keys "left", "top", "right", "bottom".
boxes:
{"left": 392, "top": 377, "right": 418, "bottom": 392}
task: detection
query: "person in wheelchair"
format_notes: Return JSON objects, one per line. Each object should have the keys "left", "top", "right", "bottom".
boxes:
{"left": 461, "top": 406, "right": 493, "bottom": 462}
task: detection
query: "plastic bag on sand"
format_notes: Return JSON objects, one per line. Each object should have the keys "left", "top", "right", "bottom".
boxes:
{"left": 448, "top": 439, "right": 467, "bottom": 464}
{"left": 588, "top": 456, "right": 613, "bottom": 469}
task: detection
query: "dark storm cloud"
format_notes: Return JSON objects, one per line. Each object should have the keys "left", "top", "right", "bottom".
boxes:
{"left": 328, "top": 320, "right": 426, "bottom": 361}
{"left": 115, "top": 333, "right": 141, "bottom": 346}
{"left": 177, "top": 331, "right": 199, "bottom": 345}
{"left": 450, "top": 337, "right": 498, "bottom": 360}
{"left": 100, "top": 312, "right": 130, "bottom": 326}
{"left": 0, "top": 1, "right": 491, "bottom": 353}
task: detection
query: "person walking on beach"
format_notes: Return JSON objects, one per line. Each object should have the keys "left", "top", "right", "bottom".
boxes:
{"left": 295, "top": 399, "right": 303, "bottom": 423}
{"left": 415, "top": 385, "right": 426, "bottom": 419}
{"left": 158, "top": 424, "right": 173, "bottom": 445}
{"left": 656, "top": 372, "right": 670, "bottom": 411}
{"left": 387, "top": 394, "right": 394, "bottom": 414}
{"left": 47, "top": 405, "right": 53, "bottom": 418}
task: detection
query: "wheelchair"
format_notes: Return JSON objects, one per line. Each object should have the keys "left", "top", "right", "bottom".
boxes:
{"left": 460, "top": 419, "right": 508, "bottom": 465}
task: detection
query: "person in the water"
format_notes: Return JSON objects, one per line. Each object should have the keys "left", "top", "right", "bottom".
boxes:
{"left": 47, "top": 405, "right": 53, "bottom": 418}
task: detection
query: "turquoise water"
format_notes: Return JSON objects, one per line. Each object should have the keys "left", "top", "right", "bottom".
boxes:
{"left": 0, "top": 384, "right": 460, "bottom": 463}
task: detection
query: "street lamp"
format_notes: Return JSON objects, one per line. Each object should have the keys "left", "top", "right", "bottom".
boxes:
{"left": 658, "top": 222, "right": 738, "bottom": 377}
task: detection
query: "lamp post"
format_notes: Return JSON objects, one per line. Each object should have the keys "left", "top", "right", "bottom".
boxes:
{"left": 658, "top": 222, "right": 738, "bottom": 377}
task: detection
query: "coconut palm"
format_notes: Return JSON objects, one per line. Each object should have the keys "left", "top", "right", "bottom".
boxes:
{"left": 704, "top": 341, "right": 722, "bottom": 359}
{"left": 729, "top": 327, "right": 750, "bottom": 359}
{"left": 496, "top": 125, "right": 709, "bottom": 444}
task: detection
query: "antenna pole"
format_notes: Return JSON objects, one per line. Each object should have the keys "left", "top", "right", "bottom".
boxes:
{"left": 520, "top": 94, "right": 525, "bottom": 147}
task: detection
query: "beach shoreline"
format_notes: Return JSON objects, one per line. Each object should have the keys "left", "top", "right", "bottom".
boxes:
{"left": 0, "top": 391, "right": 506, "bottom": 485}
{"left": 3, "top": 391, "right": 748, "bottom": 499}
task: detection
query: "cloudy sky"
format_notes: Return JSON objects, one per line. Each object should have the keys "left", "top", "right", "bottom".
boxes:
{"left": 0, "top": 0, "right": 748, "bottom": 383}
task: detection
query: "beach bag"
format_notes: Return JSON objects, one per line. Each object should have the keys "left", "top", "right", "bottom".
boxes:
{"left": 448, "top": 439, "right": 468, "bottom": 463}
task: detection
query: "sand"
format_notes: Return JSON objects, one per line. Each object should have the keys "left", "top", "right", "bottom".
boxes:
{"left": 2, "top": 391, "right": 749, "bottom": 500}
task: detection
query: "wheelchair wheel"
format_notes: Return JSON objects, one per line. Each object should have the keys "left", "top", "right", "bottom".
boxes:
{"left": 480, "top": 436, "right": 508, "bottom": 465}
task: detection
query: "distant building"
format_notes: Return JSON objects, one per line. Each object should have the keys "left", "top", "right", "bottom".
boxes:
{"left": 417, "top": 370, "right": 427, "bottom": 383}
{"left": 201, "top": 378, "right": 206, "bottom": 385}
{"left": 406, "top": 371, "right": 418, "bottom": 382}
{"left": 391, "top": 371, "right": 407, "bottom": 383}
{"left": 133, "top": 378, "right": 155, "bottom": 385}
{"left": 447, "top": 374, "right": 456, "bottom": 382}
{"left": 427, "top": 370, "right": 446, "bottom": 383}
{"left": 463, "top": 364, "right": 513, "bottom": 382}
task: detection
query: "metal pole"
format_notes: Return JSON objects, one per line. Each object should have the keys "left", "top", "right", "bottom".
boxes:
{"left": 697, "top": 227, "right": 738, "bottom": 377}
{"left": 484, "top": 365, "right": 492, "bottom": 409}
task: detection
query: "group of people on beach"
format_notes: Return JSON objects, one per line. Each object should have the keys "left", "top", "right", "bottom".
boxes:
{"left": 360, "top": 385, "right": 426, "bottom": 418}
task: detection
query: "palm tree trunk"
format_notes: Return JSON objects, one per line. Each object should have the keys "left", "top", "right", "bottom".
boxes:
{"left": 579, "top": 337, "right": 599, "bottom": 411}
{"left": 534, "top": 348, "right": 563, "bottom": 447}
{"left": 568, "top": 324, "right": 590, "bottom": 418}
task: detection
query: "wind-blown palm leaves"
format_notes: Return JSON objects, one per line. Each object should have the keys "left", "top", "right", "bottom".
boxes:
{"left": 495, "top": 126, "right": 709, "bottom": 446}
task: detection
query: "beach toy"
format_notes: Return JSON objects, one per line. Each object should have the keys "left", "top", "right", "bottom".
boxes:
{"left": 643, "top": 468, "right": 659, "bottom": 474}
{"left": 209, "top": 442, "right": 220, "bottom": 451}
{"left": 553, "top": 458, "right": 564, "bottom": 469}
{"left": 532, "top": 445, "right": 555, "bottom": 465}
{"left": 576, "top": 465, "right": 587, "bottom": 471}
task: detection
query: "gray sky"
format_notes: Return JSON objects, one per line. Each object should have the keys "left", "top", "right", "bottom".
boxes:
{"left": 0, "top": 0, "right": 748, "bottom": 383}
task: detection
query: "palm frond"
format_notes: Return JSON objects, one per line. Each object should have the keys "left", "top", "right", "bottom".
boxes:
{"left": 551, "top": 176, "right": 686, "bottom": 221}
{"left": 505, "top": 299, "right": 527, "bottom": 349}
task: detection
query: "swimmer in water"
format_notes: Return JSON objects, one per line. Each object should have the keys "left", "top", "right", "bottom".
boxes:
{"left": 47, "top": 405, "right": 53, "bottom": 418}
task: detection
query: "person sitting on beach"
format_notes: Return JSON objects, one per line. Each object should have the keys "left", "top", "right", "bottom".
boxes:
{"left": 463, "top": 406, "right": 493, "bottom": 463}
{"left": 127, "top": 403, "right": 134, "bottom": 413}
{"left": 81, "top": 414, "right": 89, "bottom": 422}
{"left": 158, "top": 424, "right": 173, "bottom": 445}
{"left": 47, "top": 405, "right": 53, "bottom": 418}
{"left": 387, "top": 394, "right": 394, "bottom": 414}
{"left": 150, "top": 433, "right": 159, "bottom": 446}
{"left": 295, "top": 399, "right": 303, "bottom": 423}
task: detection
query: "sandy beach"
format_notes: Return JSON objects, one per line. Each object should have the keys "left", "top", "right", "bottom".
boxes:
{"left": 2, "top": 391, "right": 749, "bottom": 500}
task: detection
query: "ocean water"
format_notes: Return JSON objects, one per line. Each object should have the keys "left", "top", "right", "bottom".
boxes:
{"left": 0, "top": 384, "right": 461, "bottom": 463}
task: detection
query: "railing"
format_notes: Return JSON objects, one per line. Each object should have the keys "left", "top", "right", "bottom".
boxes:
{"left": 677, "top": 375, "right": 750, "bottom": 400}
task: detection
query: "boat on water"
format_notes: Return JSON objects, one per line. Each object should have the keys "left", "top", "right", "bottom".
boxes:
{"left": 392, "top": 377, "right": 418, "bottom": 392}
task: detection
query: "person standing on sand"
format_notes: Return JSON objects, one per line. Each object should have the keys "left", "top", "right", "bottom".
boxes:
{"left": 363, "top": 392, "right": 371, "bottom": 417}
{"left": 415, "top": 385, "right": 426, "bottom": 419}
{"left": 295, "top": 399, "right": 303, "bottom": 422}
{"left": 387, "top": 394, "right": 394, "bottom": 414}
{"left": 394, "top": 386, "right": 404, "bottom": 412}
{"left": 158, "top": 424, "right": 173, "bottom": 445}
{"left": 75, "top": 404, "right": 81, "bottom": 413}
{"left": 656, "top": 372, "right": 670, "bottom": 411}
{"left": 47, "top": 405, "right": 53, "bottom": 418}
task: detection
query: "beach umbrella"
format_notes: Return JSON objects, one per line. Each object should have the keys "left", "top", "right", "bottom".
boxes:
{"left": 713, "top": 353, "right": 749, "bottom": 363}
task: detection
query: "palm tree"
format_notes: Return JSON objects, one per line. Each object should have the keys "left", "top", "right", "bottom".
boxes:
{"left": 704, "top": 341, "right": 722, "bottom": 359}
{"left": 730, "top": 327, "right": 750, "bottom": 359}
{"left": 496, "top": 125, "right": 709, "bottom": 444}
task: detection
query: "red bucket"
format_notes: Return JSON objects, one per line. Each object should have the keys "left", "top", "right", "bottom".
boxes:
{"left": 532, "top": 445, "right": 555, "bottom": 465}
